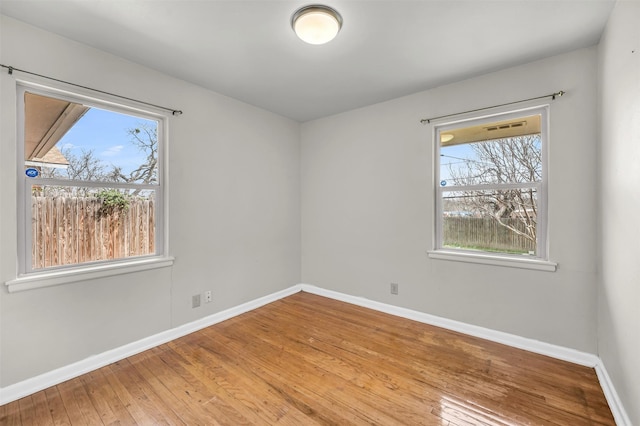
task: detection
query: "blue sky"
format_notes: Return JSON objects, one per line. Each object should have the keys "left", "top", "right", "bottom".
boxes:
{"left": 57, "top": 107, "right": 157, "bottom": 176}
{"left": 439, "top": 144, "right": 474, "bottom": 185}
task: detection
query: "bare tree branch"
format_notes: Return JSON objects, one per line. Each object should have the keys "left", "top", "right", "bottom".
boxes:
{"left": 446, "top": 135, "right": 541, "bottom": 243}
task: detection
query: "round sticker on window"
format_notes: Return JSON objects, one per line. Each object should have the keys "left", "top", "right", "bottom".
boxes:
{"left": 25, "top": 168, "right": 39, "bottom": 178}
{"left": 440, "top": 180, "right": 447, "bottom": 187}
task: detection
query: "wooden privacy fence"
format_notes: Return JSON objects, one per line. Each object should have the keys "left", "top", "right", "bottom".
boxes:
{"left": 443, "top": 217, "right": 536, "bottom": 253}
{"left": 31, "top": 195, "right": 155, "bottom": 269}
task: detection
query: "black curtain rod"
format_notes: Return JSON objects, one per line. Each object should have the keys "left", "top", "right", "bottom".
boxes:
{"left": 420, "top": 91, "right": 565, "bottom": 124}
{"left": 1, "top": 64, "right": 183, "bottom": 116}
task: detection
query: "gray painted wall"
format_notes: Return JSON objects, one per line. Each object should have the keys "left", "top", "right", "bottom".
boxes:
{"left": 598, "top": 1, "right": 640, "bottom": 424}
{"left": 0, "top": 16, "right": 301, "bottom": 386}
{"left": 301, "top": 48, "right": 599, "bottom": 353}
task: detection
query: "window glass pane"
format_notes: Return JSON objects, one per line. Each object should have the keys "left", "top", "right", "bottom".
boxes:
{"left": 440, "top": 135, "right": 542, "bottom": 187}
{"left": 24, "top": 92, "right": 158, "bottom": 184}
{"left": 439, "top": 116, "right": 541, "bottom": 188}
{"left": 30, "top": 185, "right": 156, "bottom": 270}
{"left": 442, "top": 189, "right": 537, "bottom": 255}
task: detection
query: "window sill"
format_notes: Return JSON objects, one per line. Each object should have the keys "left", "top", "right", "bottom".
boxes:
{"left": 427, "top": 250, "right": 557, "bottom": 272}
{"left": 5, "top": 256, "right": 175, "bottom": 293}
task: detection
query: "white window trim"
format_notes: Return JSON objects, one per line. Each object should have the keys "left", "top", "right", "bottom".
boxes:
{"left": 427, "top": 250, "right": 557, "bottom": 272}
{"left": 11, "top": 81, "right": 172, "bottom": 289}
{"left": 5, "top": 256, "right": 175, "bottom": 293}
{"left": 429, "top": 104, "right": 555, "bottom": 271}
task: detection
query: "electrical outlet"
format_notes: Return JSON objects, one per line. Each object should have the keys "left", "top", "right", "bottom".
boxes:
{"left": 390, "top": 283, "right": 399, "bottom": 295}
{"left": 192, "top": 294, "right": 201, "bottom": 308}
{"left": 205, "top": 290, "right": 212, "bottom": 303}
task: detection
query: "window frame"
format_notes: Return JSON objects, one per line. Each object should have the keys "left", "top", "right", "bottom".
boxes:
{"left": 13, "top": 81, "right": 172, "bottom": 287}
{"left": 429, "top": 105, "right": 556, "bottom": 271}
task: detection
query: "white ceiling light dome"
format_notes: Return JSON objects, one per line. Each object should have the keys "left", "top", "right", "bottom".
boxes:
{"left": 291, "top": 5, "right": 343, "bottom": 45}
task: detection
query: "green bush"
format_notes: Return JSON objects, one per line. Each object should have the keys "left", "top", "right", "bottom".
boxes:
{"left": 97, "top": 189, "right": 129, "bottom": 217}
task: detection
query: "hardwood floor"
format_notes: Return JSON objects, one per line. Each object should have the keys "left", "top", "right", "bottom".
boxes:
{"left": 0, "top": 291, "right": 615, "bottom": 425}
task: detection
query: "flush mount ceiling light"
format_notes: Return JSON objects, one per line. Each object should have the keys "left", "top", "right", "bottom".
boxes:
{"left": 291, "top": 4, "right": 342, "bottom": 45}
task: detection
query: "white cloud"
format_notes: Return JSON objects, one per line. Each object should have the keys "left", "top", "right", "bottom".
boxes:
{"left": 101, "top": 145, "right": 124, "bottom": 157}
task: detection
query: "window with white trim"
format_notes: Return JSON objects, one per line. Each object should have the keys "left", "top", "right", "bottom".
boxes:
{"left": 433, "top": 106, "right": 549, "bottom": 261}
{"left": 17, "top": 84, "right": 166, "bottom": 275}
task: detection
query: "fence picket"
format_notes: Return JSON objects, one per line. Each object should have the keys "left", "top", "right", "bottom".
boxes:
{"left": 443, "top": 217, "right": 535, "bottom": 253}
{"left": 30, "top": 196, "right": 155, "bottom": 270}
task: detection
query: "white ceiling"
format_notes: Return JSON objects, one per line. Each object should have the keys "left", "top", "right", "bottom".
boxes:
{"left": 0, "top": 0, "right": 615, "bottom": 122}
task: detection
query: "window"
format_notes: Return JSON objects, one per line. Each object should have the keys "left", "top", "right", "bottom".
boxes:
{"left": 431, "top": 106, "right": 553, "bottom": 269}
{"left": 17, "top": 84, "right": 166, "bottom": 276}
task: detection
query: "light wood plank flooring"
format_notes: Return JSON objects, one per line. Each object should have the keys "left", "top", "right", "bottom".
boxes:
{"left": 0, "top": 291, "right": 615, "bottom": 425}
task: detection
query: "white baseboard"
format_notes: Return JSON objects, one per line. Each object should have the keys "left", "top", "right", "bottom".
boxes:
{"left": 0, "top": 282, "right": 631, "bottom": 425}
{"left": 594, "top": 360, "right": 633, "bottom": 426}
{"left": 0, "top": 284, "right": 302, "bottom": 406}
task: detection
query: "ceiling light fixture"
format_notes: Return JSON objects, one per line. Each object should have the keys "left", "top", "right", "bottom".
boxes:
{"left": 291, "top": 5, "right": 342, "bottom": 45}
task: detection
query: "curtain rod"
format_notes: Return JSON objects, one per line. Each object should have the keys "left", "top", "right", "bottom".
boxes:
{"left": 1, "top": 64, "right": 183, "bottom": 116}
{"left": 420, "top": 91, "right": 565, "bottom": 124}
